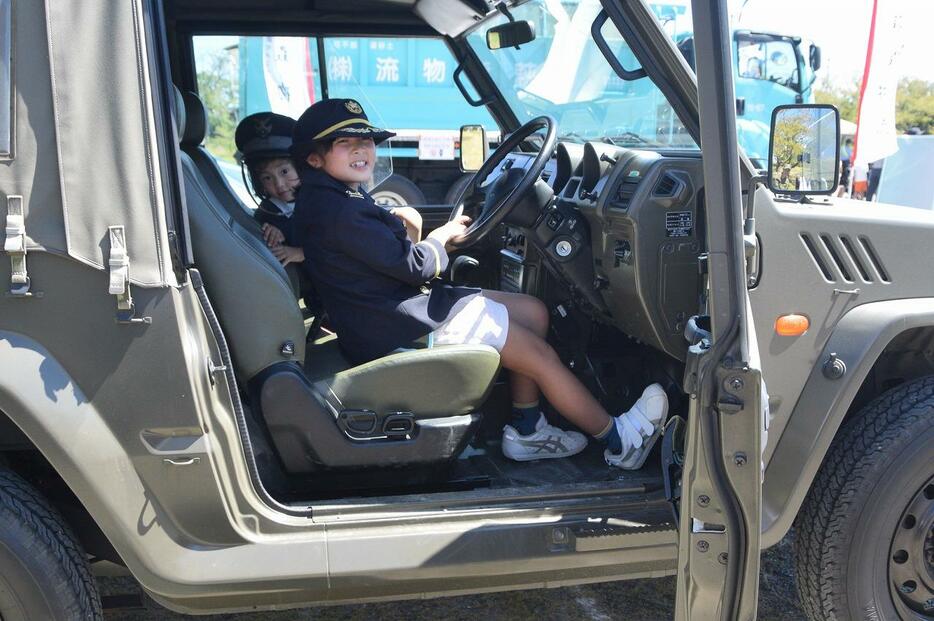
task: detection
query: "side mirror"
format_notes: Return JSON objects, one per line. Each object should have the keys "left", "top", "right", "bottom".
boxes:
{"left": 486, "top": 21, "right": 535, "bottom": 50}
{"left": 459, "top": 125, "right": 488, "bottom": 172}
{"left": 809, "top": 43, "right": 821, "bottom": 71}
{"left": 768, "top": 104, "right": 839, "bottom": 195}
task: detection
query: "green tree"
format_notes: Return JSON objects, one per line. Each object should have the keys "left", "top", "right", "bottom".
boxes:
{"left": 816, "top": 75, "right": 932, "bottom": 134}
{"left": 896, "top": 78, "right": 934, "bottom": 134}
{"left": 196, "top": 51, "right": 239, "bottom": 163}
{"left": 814, "top": 75, "right": 859, "bottom": 122}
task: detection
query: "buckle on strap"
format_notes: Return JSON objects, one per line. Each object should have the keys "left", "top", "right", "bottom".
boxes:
{"left": 4, "top": 195, "right": 30, "bottom": 296}
{"left": 108, "top": 225, "right": 151, "bottom": 325}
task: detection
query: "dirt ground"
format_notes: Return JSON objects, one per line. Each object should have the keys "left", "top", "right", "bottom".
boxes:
{"left": 97, "top": 532, "right": 806, "bottom": 620}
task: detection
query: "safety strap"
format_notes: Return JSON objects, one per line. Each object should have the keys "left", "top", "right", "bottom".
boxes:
{"left": 4, "top": 195, "right": 29, "bottom": 296}
{"left": 108, "top": 225, "right": 132, "bottom": 308}
{"left": 108, "top": 225, "right": 151, "bottom": 324}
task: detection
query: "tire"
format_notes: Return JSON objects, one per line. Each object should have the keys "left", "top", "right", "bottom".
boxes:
{"left": 0, "top": 469, "right": 102, "bottom": 620}
{"left": 371, "top": 174, "right": 426, "bottom": 208}
{"left": 794, "top": 375, "right": 934, "bottom": 621}
{"left": 443, "top": 173, "right": 475, "bottom": 206}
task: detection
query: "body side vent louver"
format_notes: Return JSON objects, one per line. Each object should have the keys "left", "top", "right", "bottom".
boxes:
{"left": 800, "top": 232, "right": 890, "bottom": 284}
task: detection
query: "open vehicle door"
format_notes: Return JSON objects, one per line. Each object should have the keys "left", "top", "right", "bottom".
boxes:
{"left": 674, "top": 2, "right": 764, "bottom": 619}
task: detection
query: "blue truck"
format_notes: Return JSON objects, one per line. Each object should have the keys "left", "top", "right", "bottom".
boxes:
{"left": 233, "top": 12, "right": 818, "bottom": 204}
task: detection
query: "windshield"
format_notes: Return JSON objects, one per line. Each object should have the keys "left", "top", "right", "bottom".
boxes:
{"left": 466, "top": 0, "right": 697, "bottom": 149}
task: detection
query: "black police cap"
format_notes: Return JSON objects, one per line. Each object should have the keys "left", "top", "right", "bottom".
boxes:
{"left": 291, "top": 99, "right": 395, "bottom": 161}
{"left": 235, "top": 112, "right": 296, "bottom": 161}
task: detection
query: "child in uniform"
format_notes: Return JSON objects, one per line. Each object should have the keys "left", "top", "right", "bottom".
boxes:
{"left": 291, "top": 99, "right": 668, "bottom": 469}
{"left": 235, "top": 112, "right": 305, "bottom": 266}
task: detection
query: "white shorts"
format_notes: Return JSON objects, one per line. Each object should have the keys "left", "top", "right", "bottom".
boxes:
{"left": 431, "top": 294, "right": 509, "bottom": 352}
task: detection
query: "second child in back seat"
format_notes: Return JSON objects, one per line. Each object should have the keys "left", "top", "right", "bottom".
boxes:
{"left": 235, "top": 112, "right": 305, "bottom": 267}
{"left": 291, "top": 99, "right": 669, "bottom": 471}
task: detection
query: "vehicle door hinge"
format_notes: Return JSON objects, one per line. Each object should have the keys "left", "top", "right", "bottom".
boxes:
{"left": 4, "top": 195, "right": 34, "bottom": 297}
{"left": 108, "top": 225, "right": 151, "bottom": 325}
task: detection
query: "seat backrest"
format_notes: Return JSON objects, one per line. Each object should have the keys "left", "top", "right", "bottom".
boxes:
{"left": 174, "top": 88, "right": 306, "bottom": 380}
{"left": 179, "top": 91, "right": 262, "bottom": 236}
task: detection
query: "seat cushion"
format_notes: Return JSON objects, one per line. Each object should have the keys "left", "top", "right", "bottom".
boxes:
{"left": 306, "top": 334, "right": 500, "bottom": 418}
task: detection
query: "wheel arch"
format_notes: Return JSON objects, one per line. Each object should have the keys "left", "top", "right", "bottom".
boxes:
{"left": 0, "top": 330, "right": 154, "bottom": 571}
{"left": 761, "top": 298, "right": 934, "bottom": 546}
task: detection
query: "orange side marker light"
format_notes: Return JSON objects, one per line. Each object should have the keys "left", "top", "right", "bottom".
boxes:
{"left": 775, "top": 314, "right": 809, "bottom": 336}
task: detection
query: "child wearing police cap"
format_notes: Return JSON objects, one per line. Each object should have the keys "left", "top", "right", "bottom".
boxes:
{"left": 291, "top": 99, "right": 668, "bottom": 469}
{"left": 235, "top": 112, "right": 305, "bottom": 266}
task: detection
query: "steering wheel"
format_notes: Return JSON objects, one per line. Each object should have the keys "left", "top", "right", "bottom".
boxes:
{"left": 447, "top": 115, "right": 557, "bottom": 249}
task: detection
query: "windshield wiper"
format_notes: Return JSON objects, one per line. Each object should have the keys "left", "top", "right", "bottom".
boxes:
{"left": 609, "top": 132, "right": 661, "bottom": 147}
{"left": 558, "top": 132, "right": 588, "bottom": 143}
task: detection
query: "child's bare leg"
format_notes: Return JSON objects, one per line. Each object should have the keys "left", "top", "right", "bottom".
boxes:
{"left": 481, "top": 291, "right": 548, "bottom": 404}
{"left": 498, "top": 319, "right": 611, "bottom": 436}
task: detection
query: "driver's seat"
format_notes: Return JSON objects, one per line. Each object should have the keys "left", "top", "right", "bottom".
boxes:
{"left": 174, "top": 88, "right": 500, "bottom": 473}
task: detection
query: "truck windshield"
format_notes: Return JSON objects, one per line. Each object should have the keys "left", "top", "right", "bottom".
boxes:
{"left": 466, "top": 0, "right": 698, "bottom": 149}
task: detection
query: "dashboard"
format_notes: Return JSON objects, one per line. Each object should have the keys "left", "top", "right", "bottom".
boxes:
{"left": 494, "top": 142, "right": 705, "bottom": 361}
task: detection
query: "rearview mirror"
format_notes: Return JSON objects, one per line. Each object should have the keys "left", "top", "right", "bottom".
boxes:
{"left": 459, "top": 125, "right": 488, "bottom": 172}
{"left": 768, "top": 104, "right": 839, "bottom": 195}
{"left": 486, "top": 21, "right": 535, "bottom": 50}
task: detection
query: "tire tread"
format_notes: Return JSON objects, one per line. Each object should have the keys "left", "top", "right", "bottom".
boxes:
{"left": 794, "top": 375, "right": 934, "bottom": 620}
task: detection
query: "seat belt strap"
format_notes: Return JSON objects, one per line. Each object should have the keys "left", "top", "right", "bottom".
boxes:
{"left": 108, "top": 225, "right": 151, "bottom": 324}
{"left": 4, "top": 195, "right": 29, "bottom": 296}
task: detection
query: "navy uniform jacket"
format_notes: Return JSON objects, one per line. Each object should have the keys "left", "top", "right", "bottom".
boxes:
{"left": 253, "top": 198, "right": 296, "bottom": 246}
{"left": 293, "top": 168, "right": 478, "bottom": 364}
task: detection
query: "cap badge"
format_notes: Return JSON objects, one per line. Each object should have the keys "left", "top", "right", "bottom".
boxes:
{"left": 344, "top": 100, "right": 363, "bottom": 114}
{"left": 254, "top": 117, "right": 273, "bottom": 138}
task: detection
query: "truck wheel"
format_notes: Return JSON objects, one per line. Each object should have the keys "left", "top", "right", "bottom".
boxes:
{"left": 794, "top": 375, "right": 934, "bottom": 620}
{"left": 0, "top": 469, "right": 102, "bottom": 620}
{"left": 371, "top": 174, "right": 426, "bottom": 208}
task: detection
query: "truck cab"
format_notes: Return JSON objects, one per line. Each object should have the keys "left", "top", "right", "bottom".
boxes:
{"left": 0, "top": 1, "right": 931, "bottom": 620}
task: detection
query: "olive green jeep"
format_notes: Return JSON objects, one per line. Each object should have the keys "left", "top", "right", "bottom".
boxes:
{"left": 0, "top": 1, "right": 931, "bottom": 620}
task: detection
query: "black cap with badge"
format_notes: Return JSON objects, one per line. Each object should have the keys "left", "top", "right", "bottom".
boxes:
{"left": 291, "top": 99, "right": 396, "bottom": 161}
{"left": 235, "top": 112, "right": 296, "bottom": 162}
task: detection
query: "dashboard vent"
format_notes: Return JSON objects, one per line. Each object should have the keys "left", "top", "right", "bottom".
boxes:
{"left": 612, "top": 177, "right": 640, "bottom": 210}
{"left": 654, "top": 173, "right": 678, "bottom": 197}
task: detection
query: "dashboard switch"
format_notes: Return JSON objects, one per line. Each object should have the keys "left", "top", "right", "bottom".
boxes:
{"left": 555, "top": 240, "right": 573, "bottom": 257}
{"left": 547, "top": 212, "right": 564, "bottom": 230}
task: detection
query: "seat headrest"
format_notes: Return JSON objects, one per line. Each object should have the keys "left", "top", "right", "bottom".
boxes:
{"left": 172, "top": 85, "right": 186, "bottom": 143}
{"left": 181, "top": 91, "right": 209, "bottom": 148}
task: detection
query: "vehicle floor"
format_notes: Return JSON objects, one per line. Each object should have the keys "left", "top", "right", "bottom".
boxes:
{"left": 275, "top": 436, "right": 665, "bottom": 507}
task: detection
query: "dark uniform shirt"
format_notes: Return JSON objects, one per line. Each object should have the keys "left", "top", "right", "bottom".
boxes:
{"left": 253, "top": 198, "right": 297, "bottom": 246}
{"left": 293, "top": 167, "right": 478, "bottom": 364}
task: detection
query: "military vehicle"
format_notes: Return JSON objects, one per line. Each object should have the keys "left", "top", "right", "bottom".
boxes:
{"left": 0, "top": 1, "right": 931, "bottom": 620}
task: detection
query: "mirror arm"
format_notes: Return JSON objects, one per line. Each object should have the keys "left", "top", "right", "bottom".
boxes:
{"left": 745, "top": 173, "right": 767, "bottom": 223}
{"left": 494, "top": 1, "right": 515, "bottom": 23}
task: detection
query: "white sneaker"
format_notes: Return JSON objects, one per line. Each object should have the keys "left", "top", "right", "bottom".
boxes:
{"left": 502, "top": 414, "right": 588, "bottom": 462}
{"left": 605, "top": 384, "right": 669, "bottom": 470}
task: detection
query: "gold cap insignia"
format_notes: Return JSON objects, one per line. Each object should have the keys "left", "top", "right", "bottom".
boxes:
{"left": 344, "top": 100, "right": 363, "bottom": 114}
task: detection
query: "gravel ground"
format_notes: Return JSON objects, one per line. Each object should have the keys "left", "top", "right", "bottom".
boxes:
{"left": 98, "top": 533, "right": 805, "bottom": 620}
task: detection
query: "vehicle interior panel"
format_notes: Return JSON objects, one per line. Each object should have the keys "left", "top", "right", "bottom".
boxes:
{"left": 165, "top": 1, "right": 704, "bottom": 505}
